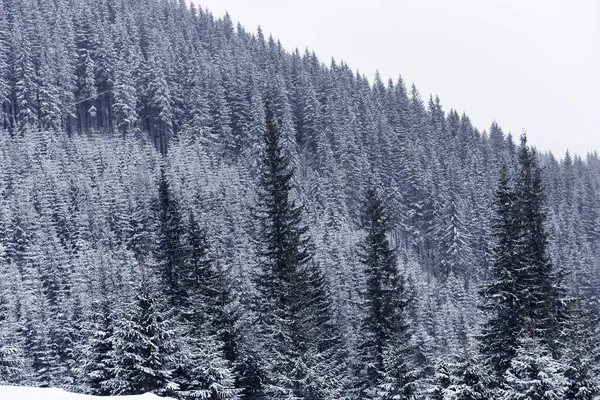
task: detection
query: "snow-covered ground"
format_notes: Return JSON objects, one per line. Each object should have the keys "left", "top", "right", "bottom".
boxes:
{"left": 0, "top": 386, "right": 171, "bottom": 400}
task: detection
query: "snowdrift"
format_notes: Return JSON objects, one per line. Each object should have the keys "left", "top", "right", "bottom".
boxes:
{"left": 0, "top": 386, "right": 172, "bottom": 400}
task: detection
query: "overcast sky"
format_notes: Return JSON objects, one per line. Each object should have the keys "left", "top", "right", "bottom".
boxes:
{"left": 194, "top": 0, "right": 599, "bottom": 158}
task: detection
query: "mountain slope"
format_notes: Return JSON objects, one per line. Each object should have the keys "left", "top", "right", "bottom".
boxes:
{"left": 0, "top": 0, "right": 598, "bottom": 398}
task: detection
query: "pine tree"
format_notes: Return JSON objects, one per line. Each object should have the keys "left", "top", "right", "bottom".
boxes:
{"left": 105, "top": 269, "right": 178, "bottom": 396}
{"left": 561, "top": 296, "right": 600, "bottom": 400}
{"left": 252, "top": 105, "right": 345, "bottom": 399}
{"left": 356, "top": 185, "right": 417, "bottom": 399}
{"left": 515, "top": 134, "right": 565, "bottom": 349}
{"left": 500, "top": 337, "right": 567, "bottom": 400}
{"left": 9, "top": 14, "right": 38, "bottom": 132}
{"left": 441, "top": 361, "right": 488, "bottom": 400}
{"left": 20, "top": 285, "right": 63, "bottom": 387}
{"left": 181, "top": 212, "right": 220, "bottom": 321}
{"left": 111, "top": 19, "right": 139, "bottom": 136}
{"left": 173, "top": 333, "right": 241, "bottom": 400}
{"left": 480, "top": 135, "right": 569, "bottom": 390}
{"left": 0, "top": 264, "right": 23, "bottom": 384}
{"left": 173, "top": 211, "right": 242, "bottom": 400}
{"left": 153, "top": 168, "right": 187, "bottom": 308}
{"left": 479, "top": 167, "right": 523, "bottom": 382}
{"left": 74, "top": 264, "right": 115, "bottom": 395}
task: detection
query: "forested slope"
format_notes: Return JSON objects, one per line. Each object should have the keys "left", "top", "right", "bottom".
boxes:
{"left": 0, "top": 0, "right": 598, "bottom": 398}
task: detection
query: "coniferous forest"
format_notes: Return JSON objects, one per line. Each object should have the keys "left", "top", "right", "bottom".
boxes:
{"left": 0, "top": 0, "right": 599, "bottom": 398}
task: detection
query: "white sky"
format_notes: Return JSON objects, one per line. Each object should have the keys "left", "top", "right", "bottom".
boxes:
{"left": 194, "top": 0, "right": 600, "bottom": 158}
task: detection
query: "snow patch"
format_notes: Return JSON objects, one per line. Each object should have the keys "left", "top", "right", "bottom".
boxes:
{"left": 0, "top": 386, "right": 172, "bottom": 400}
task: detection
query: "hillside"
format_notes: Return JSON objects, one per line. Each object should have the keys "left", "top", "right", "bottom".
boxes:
{"left": 0, "top": 0, "right": 598, "bottom": 398}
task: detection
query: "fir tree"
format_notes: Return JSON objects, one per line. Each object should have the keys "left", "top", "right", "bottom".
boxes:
{"left": 0, "top": 269, "right": 23, "bottom": 384}
{"left": 74, "top": 265, "right": 115, "bottom": 395}
{"left": 500, "top": 337, "right": 567, "bottom": 400}
{"left": 515, "top": 134, "right": 565, "bottom": 349}
{"left": 154, "top": 168, "right": 187, "bottom": 308}
{"left": 480, "top": 135, "right": 569, "bottom": 390}
{"left": 174, "top": 212, "right": 242, "bottom": 400}
{"left": 105, "top": 269, "right": 177, "bottom": 396}
{"left": 479, "top": 167, "right": 523, "bottom": 381}
{"left": 252, "top": 105, "right": 345, "bottom": 399}
{"left": 561, "top": 296, "right": 600, "bottom": 400}
{"left": 356, "top": 185, "right": 416, "bottom": 399}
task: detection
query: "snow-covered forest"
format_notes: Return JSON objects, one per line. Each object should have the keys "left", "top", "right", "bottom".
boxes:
{"left": 0, "top": 0, "right": 598, "bottom": 398}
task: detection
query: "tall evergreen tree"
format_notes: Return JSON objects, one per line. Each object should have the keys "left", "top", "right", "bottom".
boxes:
{"left": 479, "top": 167, "right": 523, "bottom": 382}
{"left": 153, "top": 168, "right": 186, "bottom": 308}
{"left": 515, "top": 135, "right": 565, "bottom": 349}
{"left": 356, "top": 185, "right": 417, "bottom": 399}
{"left": 174, "top": 211, "right": 242, "bottom": 400}
{"left": 74, "top": 263, "right": 115, "bottom": 395}
{"left": 105, "top": 269, "right": 177, "bottom": 396}
{"left": 252, "top": 105, "right": 345, "bottom": 399}
{"left": 0, "top": 265, "right": 23, "bottom": 384}
{"left": 500, "top": 337, "right": 567, "bottom": 400}
{"left": 561, "top": 297, "right": 600, "bottom": 400}
{"left": 480, "top": 135, "right": 568, "bottom": 391}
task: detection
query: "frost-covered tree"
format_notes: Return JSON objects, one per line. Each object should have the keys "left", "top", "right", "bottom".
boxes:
{"left": 74, "top": 263, "right": 116, "bottom": 395}
{"left": 356, "top": 185, "right": 417, "bottom": 399}
{"left": 500, "top": 337, "right": 567, "bottom": 400}
{"left": 153, "top": 168, "right": 187, "bottom": 308}
{"left": 252, "top": 106, "right": 346, "bottom": 399}
{"left": 479, "top": 167, "right": 523, "bottom": 382}
{"left": 105, "top": 269, "right": 177, "bottom": 396}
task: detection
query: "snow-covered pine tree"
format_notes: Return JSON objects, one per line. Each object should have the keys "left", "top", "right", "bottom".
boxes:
{"left": 480, "top": 135, "right": 570, "bottom": 392}
{"left": 9, "top": 13, "right": 38, "bottom": 132}
{"left": 0, "top": 263, "right": 23, "bottom": 384}
{"left": 74, "top": 262, "right": 116, "bottom": 395}
{"left": 252, "top": 105, "right": 346, "bottom": 399}
{"left": 479, "top": 166, "right": 523, "bottom": 383}
{"left": 514, "top": 134, "right": 566, "bottom": 351}
{"left": 561, "top": 294, "right": 600, "bottom": 399}
{"left": 153, "top": 168, "right": 187, "bottom": 308}
{"left": 111, "top": 18, "right": 140, "bottom": 136}
{"left": 356, "top": 185, "right": 418, "bottom": 399}
{"left": 171, "top": 211, "right": 242, "bottom": 400}
{"left": 500, "top": 337, "right": 567, "bottom": 400}
{"left": 105, "top": 267, "right": 178, "bottom": 396}
{"left": 173, "top": 332, "right": 241, "bottom": 400}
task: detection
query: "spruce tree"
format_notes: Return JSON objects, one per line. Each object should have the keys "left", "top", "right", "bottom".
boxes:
{"left": 105, "top": 269, "right": 177, "bottom": 396}
{"left": 500, "top": 337, "right": 567, "bottom": 400}
{"left": 480, "top": 135, "right": 568, "bottom": 390}
{"left": 181, "top": 212, "right": 221, "bottom": 324}
{"left": 173, "top": 212, "right": 241, "bottom": 400}
{"left": 479, "top": 167, "right": 523, "bottom": 381}
{"left": 252, "top": 105, "right": 345, "bottom": 399}
{"left": 154, "top": 168, "right": 186, "bottom": 308}
{"left": 561, "top": 296, "right": 600, "bottom": 399}
{"left": 514, "top": 135, "right": 565, "bottom": 349}
{"left": 356, "top": 185, "right": 416, "bottom": 399}
{"left": 0, "top": 270, "right": 23, "bottom": 384}
{"left": 74, "top": 265, "right": 115, "bottom": 395}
